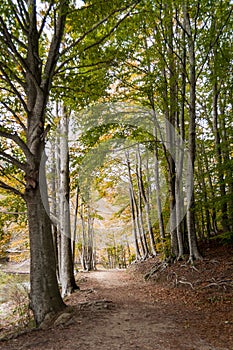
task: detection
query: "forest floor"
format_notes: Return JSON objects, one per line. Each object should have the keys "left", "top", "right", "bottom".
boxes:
{"left": 0, "top": 241, "right": 233, "bottom": 350}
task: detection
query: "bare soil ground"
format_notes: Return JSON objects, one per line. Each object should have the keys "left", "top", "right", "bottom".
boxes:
{"left": 0, "top": 241, "right": 232, "bottom": 350}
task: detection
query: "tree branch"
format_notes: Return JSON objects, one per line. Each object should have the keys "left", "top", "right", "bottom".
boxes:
{"left": 15, "top": 0, "right": 29, "bottom": 28}
{"left": 57, "top": 1, "right": 141, "bottom": 72}
{"left": 0, "top": 67, "right": 28, "bottom": 113}
{"left": 41, "top": 1, "right": 69, "bottom": 92}
{"left": 0, "top": 150, "right": 27, "bottom": 172}
{"left": 0, "top": 180, "right": 24, "bottom": 198}
{"left": 56, "top": 59, "right": 113, "bottom": 75}
{"left": 9, "top": 2, "right": 28, "bottom": 35}
{"left": 0, "top": 16, "right": 28, "bottom": 72}
{"left": 0, "top": 130, "right": 34, "bottom": 162}
{"left": 38, "top": 1, "right": 55, "bottom": 37}
{"left": 0, "top": 101, "right": 27, "bottom": 131}
{"left": 0, "top": 61, "right": 26, "bottom": 89}
{"left": 83, "top": 4, "right": 138, "bottom": 53}
{"left": 196, "top": 7, "right": 233, "bottom": 80}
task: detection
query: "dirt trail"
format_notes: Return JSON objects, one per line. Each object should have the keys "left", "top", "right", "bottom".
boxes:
{"left": 0, "top": 269, "right": 232, "bottom": 350}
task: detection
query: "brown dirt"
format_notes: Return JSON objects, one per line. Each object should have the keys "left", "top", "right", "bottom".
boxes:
{"left": 0, "top": 242, "right": 232, "bottom": 350}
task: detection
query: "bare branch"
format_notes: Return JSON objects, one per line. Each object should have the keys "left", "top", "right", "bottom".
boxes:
{"left": 0, "top": 130, "right": 34, "bottom": 162}
{"left": 16, "top": 0, "right": 29, "bottom": 28}
{"left": 0, "top": 210, "right": 27, "bottom": 215}
{"left": 56, "top": 59, "right": 113, "bottom": 75}
{"left": 0, "top": 67, "right": 28, "bottom": 113}
{"left": 0, "top": 61, "right": 26, "bottom": 89}
{"left": 0, "top": 101, "right": 27, "bottom": 131}
{"left": 41, "top": 1, "right": 69, "bottom": 91}
{"left": 10, "top": 3, "right": 28, "bottom": 35}
{"left": 0, "top": 180, "right": 24, "bottom": 198}
{"left": 0, "top": 16, "right": 28, "bottom": 72}
{"left": 0, "top": 150, "right": 27, "bottom": 172}
{"left": 38, "top": 1, "right": 55, "bottom": 37}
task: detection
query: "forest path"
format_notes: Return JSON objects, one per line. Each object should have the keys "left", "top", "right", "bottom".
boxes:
{"left": 0, "top": 269, "right": 231, "bottom": 350}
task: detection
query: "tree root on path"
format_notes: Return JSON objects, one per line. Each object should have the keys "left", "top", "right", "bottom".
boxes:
{"left": 144, "top": 261, "right": 169, "bottom": 281}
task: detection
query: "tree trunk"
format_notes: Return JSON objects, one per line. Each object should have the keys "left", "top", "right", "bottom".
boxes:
{"left": 184, "top": 4, "right": 202, "bottom": 261}
{"left": 80, "top": 202, "right": 95, "bottom": 271}
{"left": 59, "top": 105, "right": 79, "bottom": 297}
{"left": 50, "top": 136, "right": 60, "bottom": 279}
{"left": 175, "top": 23, "right": 186, "bottom": 259}
{"left": 136, "top": 147, "right": 156, "bottom": 256}
{"left": 126, "top": 152, "right": 141, "bottom": 260}
{"left": 153, "top": 126, "right": 166, "bottom": 241}
{"left": 135, "top": 150, "right": 150, "bottom": 258}
{"left": 72, "top": 186, "right": 80, "bottom": 263}
{"left": 24, "top": 0, "right": 69, "bottom": 325}
{"left": 212, "top": 81, "right": 230, "bottom": 232}
{"left": 26, "top": 162, "right": 65, "bottom": 327}
{"left": 202, "top": 142, "right": 218, "bottom": 233}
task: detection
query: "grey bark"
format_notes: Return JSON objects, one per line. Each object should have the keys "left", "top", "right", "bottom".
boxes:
{"left": 184, "top": 3, "right": 202, "bottom": 261}
{"left": 125, "top": 151, "right": 141, "bottom": 260}
{"left": 59, "top": 105, "right": 79, "bottom": 297}
{"left": 153, "top": 125, "right": 166, "bottom": 242}
{"left": 24, "top": 1, "right": 68, "bottom": 325}
{"left": 136, "top": 147, "right": 156, "bottom": 256}
{"left": 212, "top": 81, "right": 230, "bottom": 232}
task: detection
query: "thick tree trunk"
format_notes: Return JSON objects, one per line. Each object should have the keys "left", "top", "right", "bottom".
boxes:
{"left": 25, "top": 166, "right": 65, "bottom": 327}
{"left": 23, "top": 0, "right": 69, "bottom": 325}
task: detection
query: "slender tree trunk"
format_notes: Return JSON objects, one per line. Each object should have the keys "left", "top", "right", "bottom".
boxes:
{"left": 126, "top": 152, "right": 141, "bottom": 260}
{"left": 136, "top": 147, "right": 156, "bottom": 256}
{"left": 212, "top": 81, "right": 230, "bottom": 232}
{"left": 80, "top": 201, "right": 95, "bottom": 271}
{"left": 220, "top": 117, "right": 233, "bottom": 231}
{"left": 202, "top": 142, "right": 218, "bottom": 233}
{"left": 80, "top": 202, "right": 87, "bottom": 270}
{"left": 168, "top": 7, "right": 178, "bottom": 258}
{"left": 59, "top": 106, "right": 79, "bottom": 296}
{"left": 184, "top": 4, "right": 202, "bottom": 261}
{"left": 175, "top": 23, "right": 186, "bottom": 259}
{"left": 153, "top": 135, "right": 165, "bottom": 242}
{"left": 197, "top": 150, "right": 211, "bottom": 240}
{"left": 50, "top": 136, "right": 59, "bottom": 278}
{"left": 135, "top": 150, "right": 150, "bottom": 258}
{"left": 72, "top": 186, "right": 80, "bottom": 263}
